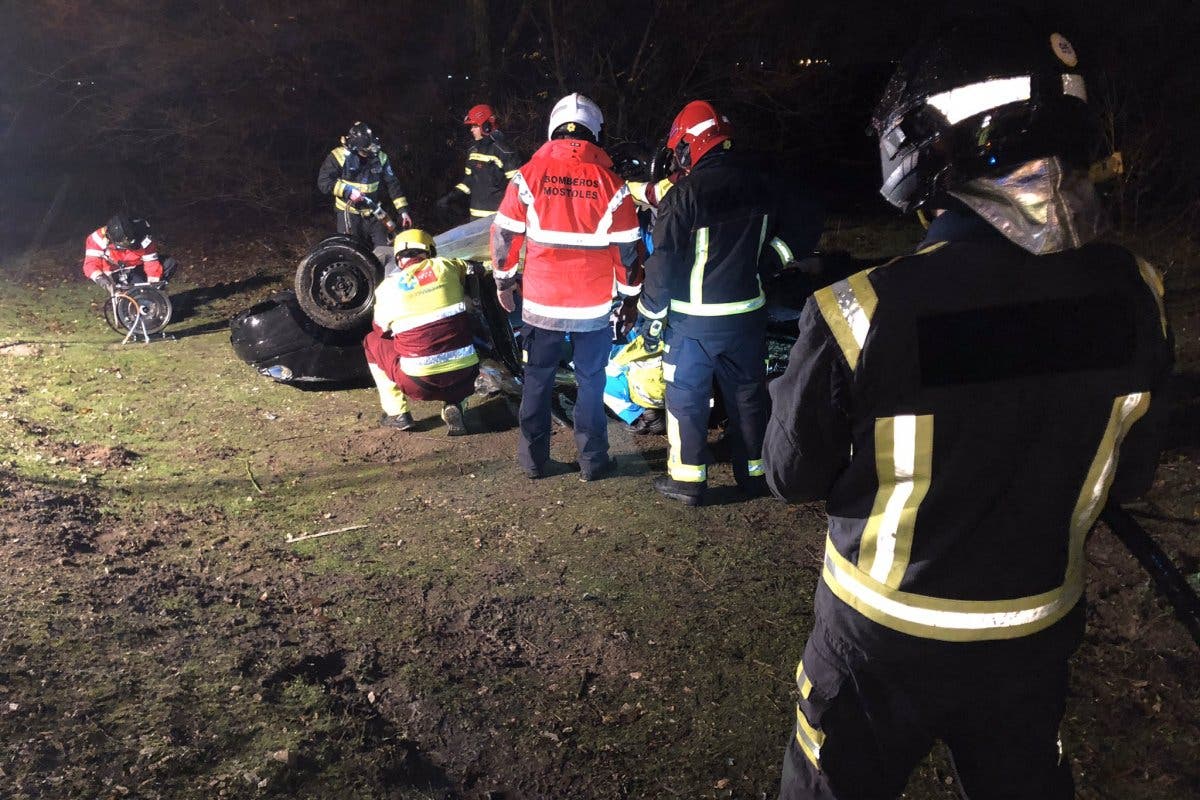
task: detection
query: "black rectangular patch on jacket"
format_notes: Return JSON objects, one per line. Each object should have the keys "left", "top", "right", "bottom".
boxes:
{"left": 917, "top": 293, "right": 1136, "bottom": 386}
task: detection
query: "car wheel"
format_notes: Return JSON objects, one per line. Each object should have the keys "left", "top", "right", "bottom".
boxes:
{"left": 294, "top": 241, "right": 381, "bottom": 330}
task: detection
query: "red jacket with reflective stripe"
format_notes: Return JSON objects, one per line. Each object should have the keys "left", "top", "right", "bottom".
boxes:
{"left": 491, "top": 139, "right": 641, "bottom": 331}
{"left": 82, "top": 227, "right": 163, "bottom": 281}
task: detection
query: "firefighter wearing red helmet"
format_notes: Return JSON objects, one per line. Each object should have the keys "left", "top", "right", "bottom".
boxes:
{"left": 635, "top": 100, "right": 822, "bottom": 506}
{"left": 438, "top": 103, "right": 520, "bottom": 220}
{"left": 490, "top": 93, "right": 643, "bottom": 480}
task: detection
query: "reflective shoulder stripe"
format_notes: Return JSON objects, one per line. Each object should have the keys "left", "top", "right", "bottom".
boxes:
{"left": 812, "top": 268, "right": 878, "bottom": 371}
{"left": 493, "top": 212, "right": 525, "bottom": 233}
{"left": 670, "top": 292, "right": 766, "bottom": 317}
{"left": 456, "top": 182, "right": 471, "bottom": 194}
{"left": 595, "top": 183, "right": 631, "bottom": 242}
{"left": 388, "top": 302, "right": 467, "bottom": 334}
{"left": 823, "top": 537, "right": 1082, "bottom": 642}
{"left": 504, "top": 170, "right": 519, "bottom": 179}
{"left": 332, "top": 147, "right": 348, "bottom": 166}
{"left": 522, "top": 298, "right": 611, "bottom": 320}
{"left": 856, "top": 414, "right": 933, "bottom": 588}
{"left": 769, "top": 235, "right": 795, "bottom": 264}
{"left": 89, "top": 232, "right": 108, "bottom": 248}
{"left": 1135, "top": 256, "right": 1169, "bottom": 338}
{"left": 511, "top": 171, "right": 536, "bottom": 206}
{"left": 469, "top": 208, "right": 496, "bottom": 218}
{"left": 689, "top": 227, "right": 709, "bottom": 303}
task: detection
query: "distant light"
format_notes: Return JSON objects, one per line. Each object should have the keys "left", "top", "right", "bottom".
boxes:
{"left": 447, "top": 74, "right": 453, "bottom": 79}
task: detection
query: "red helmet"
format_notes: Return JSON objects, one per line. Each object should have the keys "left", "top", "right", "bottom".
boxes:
{"left": 463, "top": 104, "right": 497, "bottom": 131}
{"left": 666, "top": 100, "right": 732, "bottom": 170}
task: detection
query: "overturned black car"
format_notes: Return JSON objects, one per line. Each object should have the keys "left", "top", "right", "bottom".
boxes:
{"left": 229, "top": 216, "right": 861, "bottom": 406}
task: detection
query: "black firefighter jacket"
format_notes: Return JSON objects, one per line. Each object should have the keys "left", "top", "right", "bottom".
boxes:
{"left": 317, "top": 146, "right": 409, "bottom": 216}
{"left": 452, "top": 133, "right": 520, "bottom": 217}
{"left": 638, "top": 149, "right": 823, "bottom": 338}
{"left": 764, "top": 209, "right": 1174, "bottom": 660}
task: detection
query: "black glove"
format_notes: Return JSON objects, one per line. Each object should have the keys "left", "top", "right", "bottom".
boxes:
{"left": 437, "top": 191, "right": 459, "bottom": 210}
{"left": 610, "top": 296, "right": 639, "bottom": 340}
{"left": 635, "top": 316, "right": 664, "bottom": 352}
{"left": 92, "top": 273, "right": 115, "bottom": 294}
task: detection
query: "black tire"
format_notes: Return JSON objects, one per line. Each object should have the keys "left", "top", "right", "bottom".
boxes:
{"left": 294, "top": 241, "right": 382, "bottom": 330}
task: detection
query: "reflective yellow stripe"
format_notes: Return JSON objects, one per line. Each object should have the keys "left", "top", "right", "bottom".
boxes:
{"left": 1066, "top": 392, "right": 1151, "bottom": 585}
{"left": 769, "top": 236, "right": 794, "bottom": 264}
{"left": 747, "top": 458, "right": 765, "bottom": 477}
{"left": 795, "top": 661, "right": 812, "bottom": 699}
{"left": 689, "top": 227, "right": 709, "bottom": 303}
{"left": 794, "top": 705, "right": 825, "bottom": 768}
{"left": 393, "top": 197, "right": 408, "bottom": 210}
{"left": 824, "top": 390, "right": 1152, "bottom": 641}
{"left": 671, "top": 292, "right": 765, "bottom": 317}
{"left": 469, "top": 208, "right": 495, "bottom": 218}
{"left": 469, "top": 152, "right": 504, "bottom": 167}
{"left": 455, "top": 183, "right": 471, "bottom": 194}
{"left": 667, "top": 411, "right": 706, "bottom": 482}
{"left": 1135, "top": 257, "right": 1169, "bottom": 338}
{"left": 812, "top": 269, "right": 878, "bottom": 371}
{"left": 399, "top": 345, "right": 479, "bottom": 376}
{"left": 504, "top": 170, "right": 519, "bottom": 179}
{"left": 856, "top": 415, "right": 933, "bottom": 588}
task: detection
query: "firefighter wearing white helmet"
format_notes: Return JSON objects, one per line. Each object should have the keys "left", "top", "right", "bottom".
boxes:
{"left": 766, "top": 15, "right": 1173, "bottom": 800}
{"left": 362, "top": 229, "right": 480, "bottom": 436}
{"left": 490, "top": 93, "right": 643, "bottom": 480}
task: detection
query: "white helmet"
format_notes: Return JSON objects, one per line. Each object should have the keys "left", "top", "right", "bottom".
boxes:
{"left": 547, "top": 93, "right": 603, "bottom": 141}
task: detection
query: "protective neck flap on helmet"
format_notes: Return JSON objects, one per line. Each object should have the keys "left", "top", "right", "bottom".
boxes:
{"left": 948, "top": 156, "right": 1106, "bottom": 254}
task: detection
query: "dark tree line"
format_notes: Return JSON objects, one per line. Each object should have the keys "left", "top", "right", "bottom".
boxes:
{"left": 1, "top": 0, "right": 1198, "bottom": 246}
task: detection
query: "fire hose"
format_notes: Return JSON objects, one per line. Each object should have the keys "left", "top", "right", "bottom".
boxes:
{"left": 1100, "top": 503, "right": 1200, "bottom": 648}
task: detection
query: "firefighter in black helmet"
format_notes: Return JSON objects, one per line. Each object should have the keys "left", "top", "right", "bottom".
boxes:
{"left": 766, "top": 15, "right": 1174, "bottom": 800}
{"left": 317, "top": 121, "right": 413, "bottom": 246}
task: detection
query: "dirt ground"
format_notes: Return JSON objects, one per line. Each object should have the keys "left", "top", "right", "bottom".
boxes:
{"left": 0, "top": 223, "right": 1197, "bottom": 799}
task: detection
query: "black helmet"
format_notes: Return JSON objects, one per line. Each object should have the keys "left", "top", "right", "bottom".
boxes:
{"left": 871, "top": 15, "right": 1101, "bottom": 213}
{"left": 106, "top": 213, "right": 150, "bottom": 248}
{"left": 345, "top": 121, "right": 379, "bottom": 153}
{"left": 608, "top": 142, "right": 652, "bottom": 182}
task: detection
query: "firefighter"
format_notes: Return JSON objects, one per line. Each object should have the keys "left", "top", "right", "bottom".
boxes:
{"left": 438, "top": 104, "right": 520, "bottom": 221}
{"left": 636, "top": 100, "right": 822, "bottom": 506}
{"left": 83, "top": 213, "right": 175, "bottom": 292}
{"left": 765, "top": 17, "right": 1174, "bottom": 800}
{"left": 362, "top": 229, "right": 480, "bottom": 436}
{"left": 490, "top": 93, "right": 643, "bottom": 480}
{"left": 317, "top": 121, "right": 413, "bottom": 247}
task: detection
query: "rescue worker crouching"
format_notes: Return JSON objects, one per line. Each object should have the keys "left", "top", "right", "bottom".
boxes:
{"left": 83, "top": 213, "right": 176, "bottom": 293}
{"left": 490, "top": 93, "right": 643, "bottom": 481}
{"left": 438, "top": 104, "right": 520, "bottom": 221}
{"left": 765, "top": 16, "right": 1174, "bottom": 800}
{"left": 317, "top": 121, "right": 413, "bottom": 247}
{"left": 362, "top": 229, "right": 480, "bottom": 436}
{"left": 636, "top": 100, "right": 822, "bottom": 506}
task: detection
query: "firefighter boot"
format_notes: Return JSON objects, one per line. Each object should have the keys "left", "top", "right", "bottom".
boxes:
{"left": 441, "top": 401, "right": 468, "bottom": 437}
{"left": 653, "top": 475, "right": 705, "bottom": 506}
{"left": 380, "top": 412, "right": 415, "bottom": 431}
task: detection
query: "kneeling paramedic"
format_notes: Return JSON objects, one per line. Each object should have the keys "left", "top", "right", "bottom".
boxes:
{"left": 490, "top": 93, "right": 643, "bottom": 481}
{"left": 765, "top": 17, "right": 1173, "bottom": 800}
{"left": 636, "top": 100, "right": 822, "bottom": 506}
{"left": 83, "top": 213, "right": 175, "bottom": 293}
{"left": 362, "top": 229, "right": 480, "bottom": 436}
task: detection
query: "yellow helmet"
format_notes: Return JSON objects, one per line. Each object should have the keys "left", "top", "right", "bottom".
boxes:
{"left": 393, "top": 228, "right": 436, "bottom": 261}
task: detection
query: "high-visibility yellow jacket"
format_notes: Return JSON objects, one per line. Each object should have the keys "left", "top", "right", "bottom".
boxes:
{"left": 372, "top": 257, "right": 478, "bottom": 377}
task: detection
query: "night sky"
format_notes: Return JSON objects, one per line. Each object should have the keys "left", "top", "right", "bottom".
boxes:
{"left": 2, "top": 0, "right": 1198, "bottom": 248}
